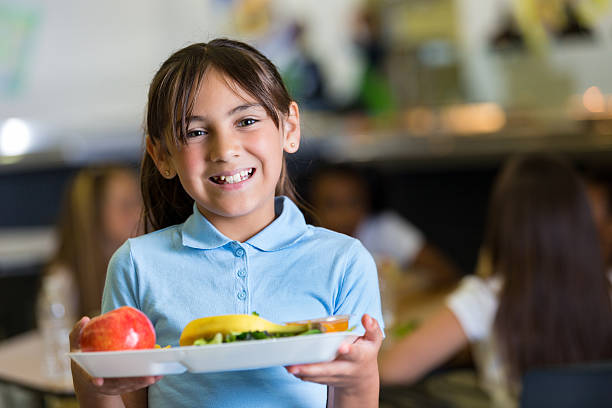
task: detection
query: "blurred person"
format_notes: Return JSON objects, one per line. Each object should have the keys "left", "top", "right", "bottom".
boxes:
{"left": 379, "top": 153, "right": 612, "bottom": 407}
{"left": 282, "top": 22, "right": 328, "bottom": 110}
{"left": 308, "top": 163, "right": 460, "bottom": 288}
{"left": 583, "top": 169, "right": 612, "bottom": 273}
{"left": 348, "top": 0, "right": 396, "bottom": 115}
{"left": 40, "top": 164, "right": 142, "bottom": 319}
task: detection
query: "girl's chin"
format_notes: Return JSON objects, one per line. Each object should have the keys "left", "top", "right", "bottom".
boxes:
{"left": 197, "top": 199, "right": 274, "bottom": 220}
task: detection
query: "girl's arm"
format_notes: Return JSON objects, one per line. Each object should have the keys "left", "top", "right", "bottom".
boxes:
{"left": 379, "top": 306, "right": 468, "bottom": 385}
{"left": 411, "top": 244, "right": 461, "bottom": 287}
{"left": 121, "top": 390, "right": 149, "bottom": 407}
{"left": 70, "top": 317, "right": 160, "bottom": 408}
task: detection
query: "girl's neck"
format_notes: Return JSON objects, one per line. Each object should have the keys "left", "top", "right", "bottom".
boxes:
{"left": 197, "top": 202, "right": 277, "bottom": 243}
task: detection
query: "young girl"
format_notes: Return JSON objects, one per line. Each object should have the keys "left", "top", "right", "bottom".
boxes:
{"left": 42, "top": 164, "right": 142, "bottom": 319}
{"left": 379, "top": 153, "right": 612, "bottom": 407}
{"left": 69, "top": 39, "right": 384, "bottom": 408}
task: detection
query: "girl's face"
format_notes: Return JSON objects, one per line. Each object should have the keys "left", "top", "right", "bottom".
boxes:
{"left": 149, "top": 68, "right": 300, "bottom": 235}
{"left": 101, "top": 170, "right": 143, "bottom": 248}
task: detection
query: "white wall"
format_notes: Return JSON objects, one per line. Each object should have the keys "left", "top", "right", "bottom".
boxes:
{"left": 1, "top": 0, "right": 224, "bottom": 160}
{"left": 455, "top": 0, "right": 612, "bottom": 105}
{"left": 0, "top": 0, "right": 364, "bottom": 162}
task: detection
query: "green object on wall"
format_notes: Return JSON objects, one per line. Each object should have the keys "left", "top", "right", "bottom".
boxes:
{"left": 0, "top": 4, "right": 40, "bottom": 97}
{"left": 359, "top": 66, "right": 397, "bottom": 116}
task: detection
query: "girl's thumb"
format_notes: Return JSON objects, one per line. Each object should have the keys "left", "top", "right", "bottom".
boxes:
{"left": 69, "top": 316, "right": 90, "bottom": 351}
{"left": 361, "top": 314, "right": 382, "bottom": 344}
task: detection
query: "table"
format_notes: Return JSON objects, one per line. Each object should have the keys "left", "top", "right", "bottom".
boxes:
{"left": 380, "top": 263, "right": 457, "bottom": 334}
{"left": 379, "top": 276, "right": 488, "bottom": 408}
{"left": 0, "top": 331, "right": 75, "bottom": 408}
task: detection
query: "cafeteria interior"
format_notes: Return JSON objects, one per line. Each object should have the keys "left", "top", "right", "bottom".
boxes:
{"left": 2, "top": 1, "right": 612, "bottom": 407}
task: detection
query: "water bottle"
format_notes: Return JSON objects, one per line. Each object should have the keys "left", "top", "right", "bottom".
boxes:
{"left": 36, "top": 272, "right": 75, "bottom": 381}
{"left": 377, "top": 258, "right": 400, "bottom": 329}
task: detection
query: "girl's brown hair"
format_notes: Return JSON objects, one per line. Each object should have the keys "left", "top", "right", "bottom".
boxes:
{"left": 142, "top": 39, "right": 301, "bottom": 232}
{"left": 47, "top": 165, "right": 140, "bottom": 317}
{"left": 487, "top": 154, "right": 612, "bottom": 381}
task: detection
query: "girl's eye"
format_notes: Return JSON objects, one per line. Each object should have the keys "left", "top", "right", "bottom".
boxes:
{"left": 186, "top": 129, "right": 207, "bottom": 138}
{"left": 238, "top": 118, "right": 258, "bottom": 127}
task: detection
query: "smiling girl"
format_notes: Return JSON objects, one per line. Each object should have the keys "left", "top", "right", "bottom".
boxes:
{"left": 69, "top": 39, "right": 384, "bottom": 408}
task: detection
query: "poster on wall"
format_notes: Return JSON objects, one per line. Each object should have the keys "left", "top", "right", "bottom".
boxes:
{"left": 0, "top": 4, "right": 40, "bottom": 98}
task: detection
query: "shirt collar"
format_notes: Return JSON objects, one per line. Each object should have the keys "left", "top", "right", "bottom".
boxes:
{"left": 181, "top": 202, "right": 232, "bottom": 250}
{"left": 247, "top": 196, "right": 309, "bottom": 251}
{"left": 181, "top": 196, "right": 309, "bottom": 251}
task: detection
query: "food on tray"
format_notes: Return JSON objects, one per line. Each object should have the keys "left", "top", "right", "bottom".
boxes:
{"left": 179, "top": 313, "right": 349, "bottom": 346}
{"left": 80, "top": 306, "right": 156, "bottom": 351}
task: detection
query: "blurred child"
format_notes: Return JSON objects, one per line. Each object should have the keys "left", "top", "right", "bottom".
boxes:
{"left": 583, "top": 169, "right": 612, "bottom": 273}
{"left": 379, "top": 153, "right": 612, "bottom": 407}
{"left": 309, "top": 163, "right": 459, "bottom": 287}
{"left": 41, "top": 165, "right": 142, "bottom": 319}
{"left": 69, "top": 39, "right": 383, "bottom": 408}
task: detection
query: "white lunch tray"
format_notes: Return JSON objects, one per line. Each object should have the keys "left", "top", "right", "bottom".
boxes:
{"left": 69, "top": 332, "right": 356, "bottom": 378}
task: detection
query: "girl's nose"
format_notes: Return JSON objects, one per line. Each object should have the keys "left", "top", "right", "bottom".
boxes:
{"left": 208, "top": 131, "right": 240, "bottom": 162}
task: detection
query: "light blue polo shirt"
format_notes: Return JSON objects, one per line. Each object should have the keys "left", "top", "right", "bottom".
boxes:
{"left": 102, "top": 196, "right": 384, "bottom": 408}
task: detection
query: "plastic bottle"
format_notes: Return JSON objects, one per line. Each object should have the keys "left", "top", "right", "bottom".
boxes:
{"left": 36, "top": 271, "right": 76, "bottom": 381}
{"left": 377, "top": 258, "right": 400, "bottom": 329}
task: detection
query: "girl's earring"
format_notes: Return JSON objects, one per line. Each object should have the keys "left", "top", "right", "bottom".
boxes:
{"left": 290, "top": 143, "right": 296, "bottom": 148}
{"left": 164, "top": 169, "right": 171, "bottom": 177}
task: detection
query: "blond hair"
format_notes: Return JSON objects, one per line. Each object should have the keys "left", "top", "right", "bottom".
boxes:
{"left": 47, "top": 165, "right": 139, "bottom": 316}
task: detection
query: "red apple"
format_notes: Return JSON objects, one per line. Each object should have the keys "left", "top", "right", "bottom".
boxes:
{"left": 80, "top": 306, "right": 156, "bottom": 352}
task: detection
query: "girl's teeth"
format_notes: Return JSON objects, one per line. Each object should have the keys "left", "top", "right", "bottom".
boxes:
{"left": 213, "top": 169, "right": 254, "bottom": 184}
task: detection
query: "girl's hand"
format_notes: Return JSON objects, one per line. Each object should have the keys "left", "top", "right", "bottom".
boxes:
{"left": 70, "top": 317, "right": 162, "bottom": 398}
{"left": 285, "top": 314, "right": 383, "bottom": 407}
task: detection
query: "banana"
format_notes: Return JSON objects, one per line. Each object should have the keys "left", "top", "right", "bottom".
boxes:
{"left": 179, "top": 314, "right": 308, "bottom": 346}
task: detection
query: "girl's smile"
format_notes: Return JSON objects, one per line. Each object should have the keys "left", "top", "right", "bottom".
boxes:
{"left": 209, "top": 167, "right": 255, "bottom": 186}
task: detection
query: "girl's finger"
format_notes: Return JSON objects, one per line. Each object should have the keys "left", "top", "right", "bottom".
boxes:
{"left": 335, "top": 337, "right": 379, "bottom": 364}
{"left": 69, "top": 316, "right": 90, "bottom": 351}
{"left": 287, "top": 360, "right": 353, "bottom": 378}
{"left": 337, "top": 343, "right": 351, "bottom": 355}
{"left": 294, "top": 376, "right": 346, "bottom": 386}
{"left": 360, "top": 314, "right": 383, "bottom": 345}
{"left": 93, "top": 376, "right": 160, "bottom": 395}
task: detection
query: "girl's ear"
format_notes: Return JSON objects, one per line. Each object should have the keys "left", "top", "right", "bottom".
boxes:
{"left": 146, "top": 136, "right": 176, "bottom": 179}
{"left": 283, "top": 101, "right": 300, "bottom": 153}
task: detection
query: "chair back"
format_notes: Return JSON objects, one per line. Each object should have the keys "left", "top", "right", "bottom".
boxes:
{"left": 521, "top": 361, "right": 612, "bottom": 408}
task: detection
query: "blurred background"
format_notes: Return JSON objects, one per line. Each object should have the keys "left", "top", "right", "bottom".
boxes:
{"left": 3, "top": 0, "right": 612, "bottom": 335}
{"left": 2, "top": 0, "right": 612, "bottom": 405}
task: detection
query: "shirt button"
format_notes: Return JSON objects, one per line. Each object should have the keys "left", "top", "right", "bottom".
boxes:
{"left": 237, "top": 290, "right": 247, "bottom": 300}
{"left": 237, "top": 269, "right": 247, "bottom": 278}
{"left": 234, "top": 247, "right": 245, "bottom": 257}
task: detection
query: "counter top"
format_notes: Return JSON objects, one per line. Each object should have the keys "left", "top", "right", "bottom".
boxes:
{"left": 0, "top": 331, "right": 74, "bottom": 395}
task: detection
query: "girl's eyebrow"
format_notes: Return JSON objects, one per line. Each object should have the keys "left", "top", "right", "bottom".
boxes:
{"left": 227, "top": 103, "right": 263, "bottom": 115}
{"left": 186, "top": 115, "right": 206, "bottom": 124}
{"left": 185, "top": 104, "right": 263, "bottom": 125}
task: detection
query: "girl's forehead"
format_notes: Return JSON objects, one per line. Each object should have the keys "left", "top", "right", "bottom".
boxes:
{"left": 197, "top": 67, "right": 258, "bottom": 105}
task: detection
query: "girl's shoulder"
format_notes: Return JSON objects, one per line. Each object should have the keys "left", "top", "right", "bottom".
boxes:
{"left": 119, "top": 224, "right": 183, "bottom": 255}
{"left": 307, "top": 224, "right": 362, "bottom": 245}
{"left": 305, "top": 225, "right": 374, "bottom": 259}
{"left": 452, "top": 275, "right": 502, "bottom": 299}
{"left": 445, "top": 274, "right": 502, "bottom": 341}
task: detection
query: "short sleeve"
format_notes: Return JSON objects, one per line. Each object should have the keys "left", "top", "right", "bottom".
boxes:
{"left": 356, "top": 211, "right": 424, "bottom": 267}
{"left": 334, "top": 240, "right": 385, "bottom": 336}
{"left": 101, "top": 240, "right": 140, "bottom": 314}
{"left": 445, "top": 276, "right": 499, "bottom": 342}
